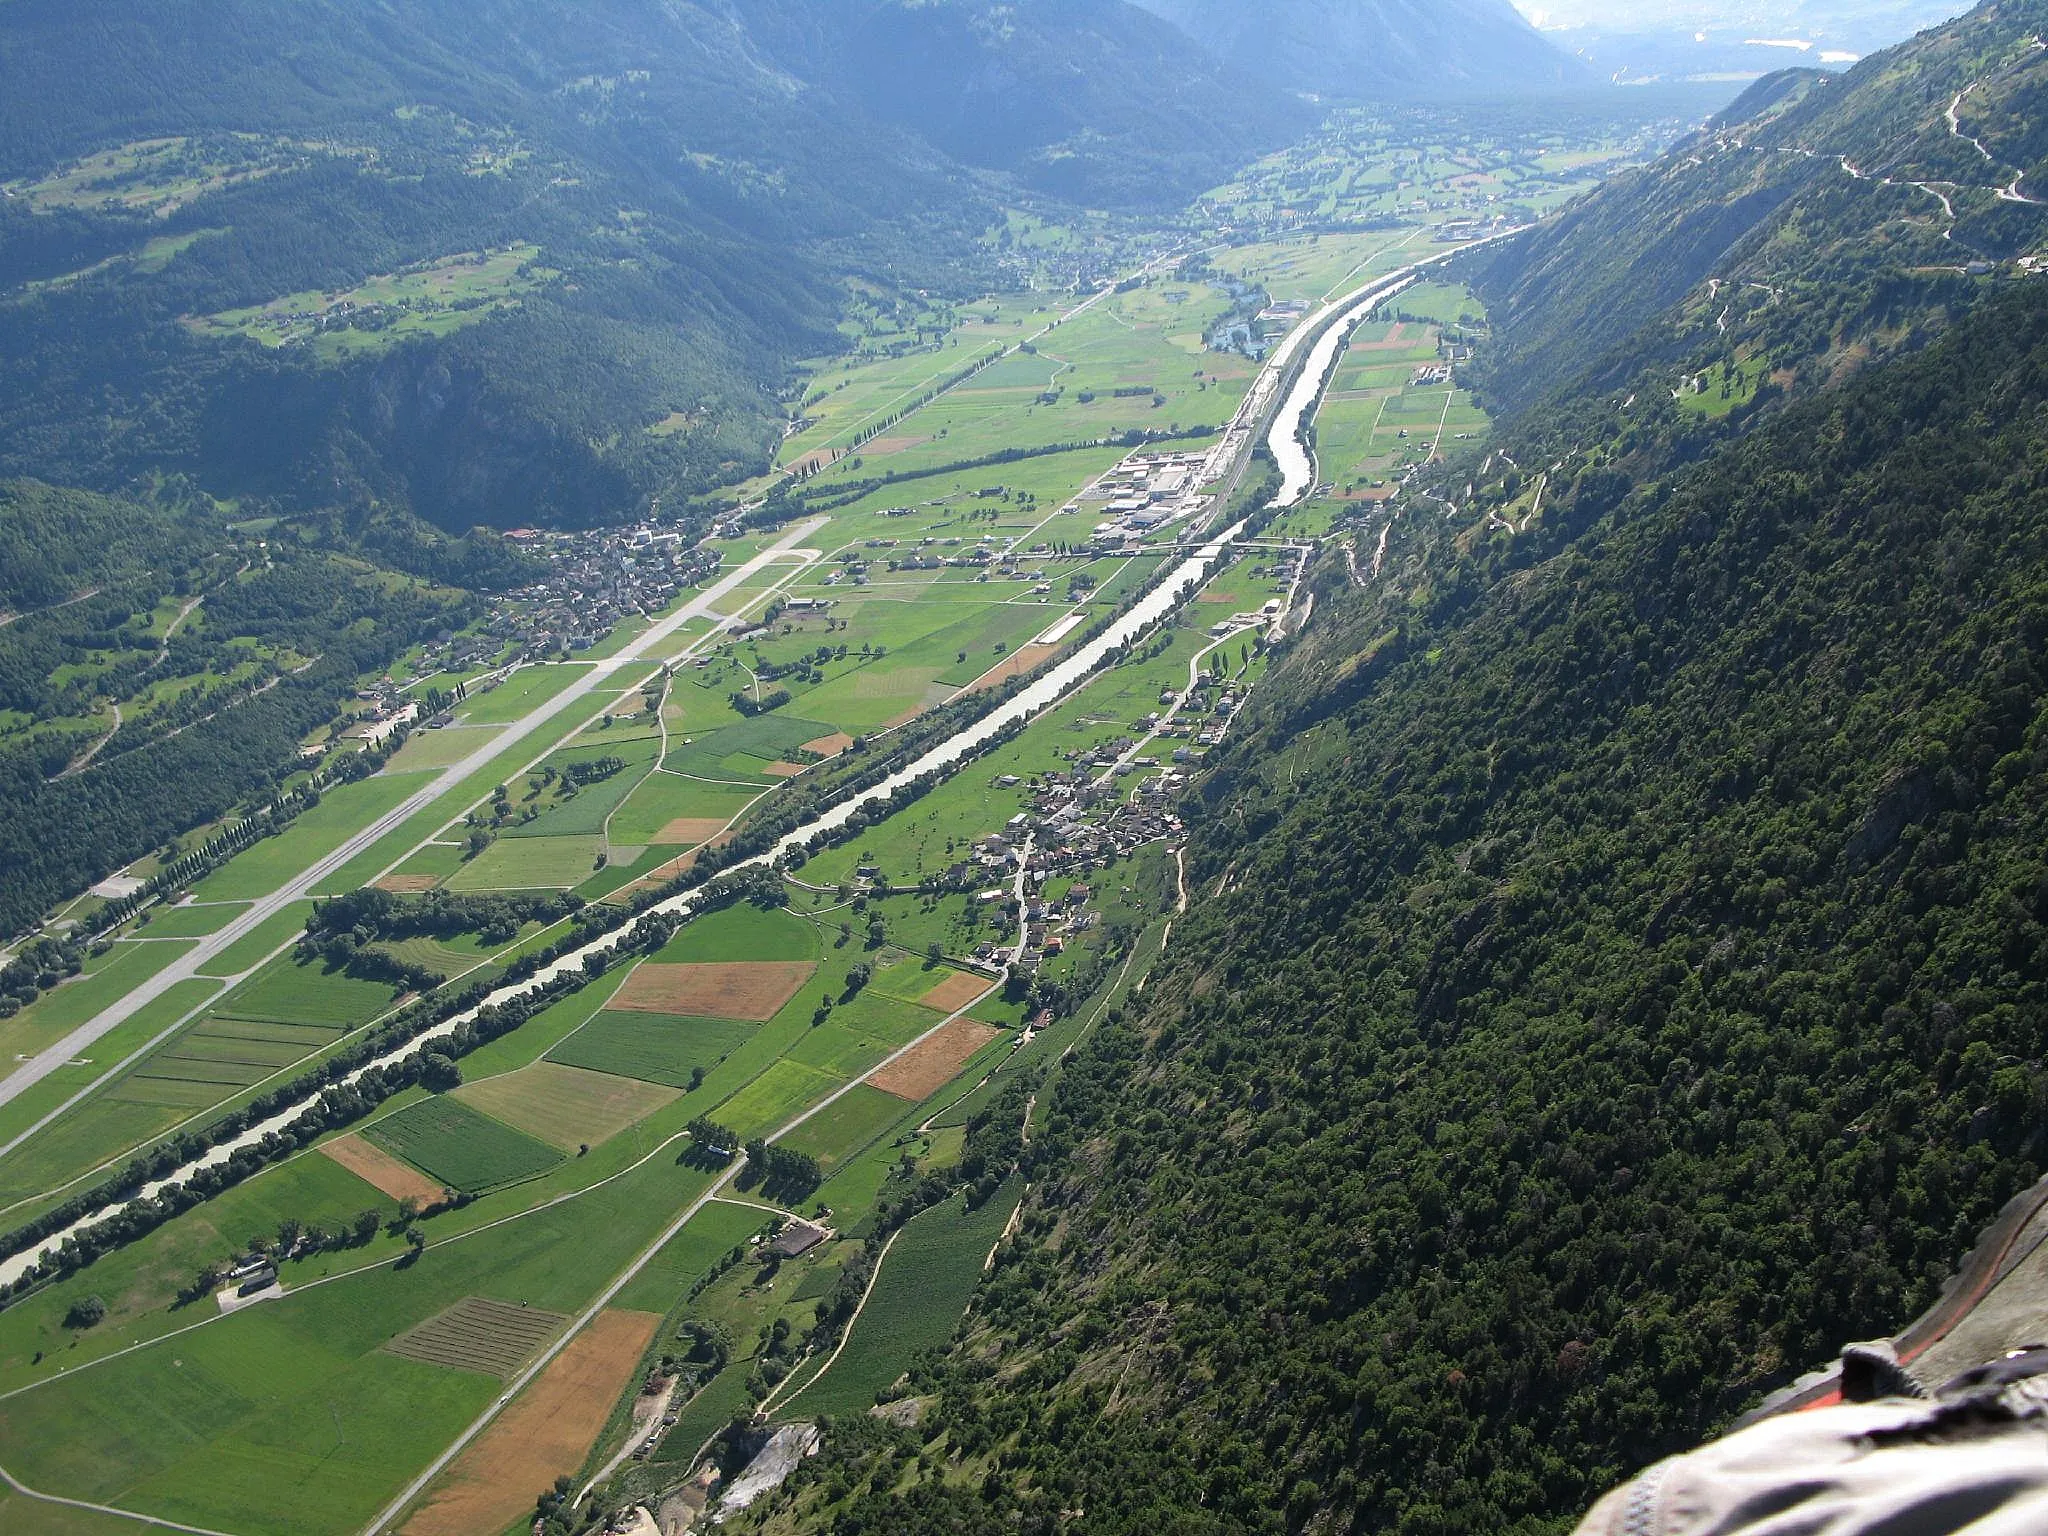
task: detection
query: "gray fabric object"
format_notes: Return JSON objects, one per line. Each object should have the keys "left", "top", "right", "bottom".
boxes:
{"left": 1574, "top": 1375, "right": 2048, "bottom": 1535}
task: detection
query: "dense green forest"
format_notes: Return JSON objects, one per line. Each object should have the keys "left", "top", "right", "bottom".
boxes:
{"left": 0, "top": 481, "right": 482, "bottom": 937}
{"left": 746, "top": 256, "right": 2048, "bottom": 1536}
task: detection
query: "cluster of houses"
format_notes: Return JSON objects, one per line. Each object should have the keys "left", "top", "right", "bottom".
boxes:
{"left": 495, "top": 523, "right": 721, "bottom": 656}
{"left": 948, "top": 756, "right": 1205, "bottom": 967}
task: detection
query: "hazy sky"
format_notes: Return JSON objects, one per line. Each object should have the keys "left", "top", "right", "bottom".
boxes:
{"left": 1510, "top": 0, "right": 1969, "bottom": 40}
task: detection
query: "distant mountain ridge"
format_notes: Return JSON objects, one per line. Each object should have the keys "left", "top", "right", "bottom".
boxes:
{"left": 1462, "top": 0, "right": 2048, "bottom": 422}
{"left": 1129, "top": 0, "right": 1590, "bottom": 95}
{"left": 787, "top": 0, "right": 1312, "bottom": 207}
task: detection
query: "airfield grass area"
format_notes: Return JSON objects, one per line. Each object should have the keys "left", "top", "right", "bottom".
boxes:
{"left": 185, "top": 776, "right": 426, "bottom": 903}
{"left": 131, "top": 901, "right": 250, "bottom": 938}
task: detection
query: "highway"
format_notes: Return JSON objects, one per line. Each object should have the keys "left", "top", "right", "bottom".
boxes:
{"left": 0, "top": 522, "right": 825, "bottom": 1124}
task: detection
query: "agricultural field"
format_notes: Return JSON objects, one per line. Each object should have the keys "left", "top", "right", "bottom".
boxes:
{"left": 611, "top": 961, "right": 816, "bottom": 1022}
{"left": 444, "top": 834, "right": 604, "bottom": 892}
{"left": 867, "top": 1017, "right": 1002, "bottom": 1102}
{"left": 362, "top": 1097, "right": 565, "bottom": 1193}
{"left": 400, "top": 1308, "right": 659, "bottom": 1536}
{"left": 1305, "top": 301, "right": 1491, "bottom": 511}
{"left": 712, "top": 1058, "right": 843, "bottom": 1141}
{"left": 656, "top": 903, "right": 821, "bottom": 964}
{"left": 1203, "top": 100, "right": 1684, "bottom": 228}
{"left": 778, "top": 1083, "right": 914, "bottom": 1173}
{"left": 545, "top": 1011, "right": 756, "bottom": 1090}
{"left": 780, "top": 1177, "right": 1023, "bottom": 1421}
{"left": 384, "top": 1296, "right": 568, "bottom": 1377}
{"left": 186, "top": 244, "right": 555, "bottom": 363}
{"left": 453, "top": 1062, "right": 678, "bottom": 1151}
{"left": 321, "top": 1134, "right": 450, "bottom": 1206}
{"left": 110, "top": 1013, "right": 344, "bottom": 1110}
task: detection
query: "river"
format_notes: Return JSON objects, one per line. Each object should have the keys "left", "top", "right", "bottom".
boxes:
{"left": 0, "top": 246, "right": 1448, "bottom": 1291}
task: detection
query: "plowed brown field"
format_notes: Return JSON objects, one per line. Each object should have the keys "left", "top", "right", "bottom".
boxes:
{"left": 918, "top": 971, "right": 992, "bottom": 1014}
{"left": 322, "top": 1133, "right": 447, "bottom": 1206}
{"left": 867, "top": 1018, "right": 1001, "bottom": 1102}
{"left": 611, "top": 961, "right": 816, "bottom": 1021}
{"left": 401, "top": 1309, "right": 661, "bottom": 1536}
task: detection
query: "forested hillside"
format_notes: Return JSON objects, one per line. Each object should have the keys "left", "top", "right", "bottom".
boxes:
{"left": 0, "top": 0, "right": 1316, "bottom": 537}
{"left": 0, "top": 481, "right": 494, "bottom": 936}
{"left": 1130, "top": 0, "right": 1587, "bottom": 95}
{"left": 1464, "top": 0, "right": 2048, "bottom": 421}
{"left": 746, "top": 228, "right": 2048, "bottom": 1536}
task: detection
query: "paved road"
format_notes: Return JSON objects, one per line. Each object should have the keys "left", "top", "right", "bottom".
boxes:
{"left": 363, "top": 968, "right": 1006, "bottom": 1534}
{"left": 0, "top": 522, "right": 824, "bottom": 1118}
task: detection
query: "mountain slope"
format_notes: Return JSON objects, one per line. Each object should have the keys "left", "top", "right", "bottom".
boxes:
{"left": 0, "top": 0, "right": 1295, "bottom": 533}
{"left": 743, "top": 254, "right": 2048, "bottom": 1536}
{"left": 0, "top": 0, "right": 976, "bottom": 531}
{"left": 744, "top": 0, "right": 1310, "bottom": 207}
{"left": 1130, "top": 0, "right": 1589, "bottom": 96}
{"left": 1464, "top": 0, "right": 2048, "bottom": 419}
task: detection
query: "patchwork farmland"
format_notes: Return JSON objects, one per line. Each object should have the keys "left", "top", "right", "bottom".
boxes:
{"left": 0, "top": 104, "right": 1553, "bottom": 1527}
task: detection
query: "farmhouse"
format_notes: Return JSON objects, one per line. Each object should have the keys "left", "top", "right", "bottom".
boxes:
{"left": 770, "top": 1220, "right": 831, "bottom": 1259}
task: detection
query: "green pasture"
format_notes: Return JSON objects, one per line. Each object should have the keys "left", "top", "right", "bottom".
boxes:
{"left": 611, "top": 1200, "right": 768, "bottom": 1316}
{"left": 189, "top": 244, "right": 551, "bottom": 364}
{"left": 212, "top": 953, "right": 396, "bottom": 1028}
{"left": 778, "top": 1084, "right": 912, "bottom": 1173}
{"left": 653, "top": 901, "right": 821, "bottom": 964}
{"left": 379, "top": 842, "right": 467, "bottom": 887}
{"left": 443, "top": 834, "right": 603, "bottom": 891}
{"left": 605, "top": 774, "right": 760, "bottom": 849}
{"left": 503, "top": 740, "right": 661, "bottom": 840}
{"left": 362, "top": 1097, "right": 563, "bottom": 1192}
{"left": 546, "top": 1012, "right": 755, "bottom": 1090}
{"left": 711, "top": 1058, "right": 842, "bottom": 1141}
